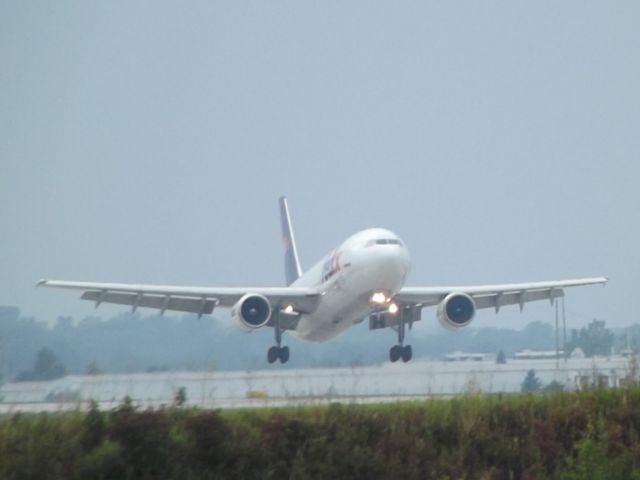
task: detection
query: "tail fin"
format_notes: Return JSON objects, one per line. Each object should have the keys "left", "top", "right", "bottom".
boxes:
{"left": 279, "top": 196, "right": 303, "bottom": 286}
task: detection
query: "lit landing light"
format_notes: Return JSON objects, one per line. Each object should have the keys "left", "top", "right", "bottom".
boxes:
{"left": 371, "top": 292, "right": 388, "bottom": 304}
{"left": 283, "top": 305, "right": 295, "bottom": 314}
{"left": 388, "top": 303, "right": 399, "bottom": 315}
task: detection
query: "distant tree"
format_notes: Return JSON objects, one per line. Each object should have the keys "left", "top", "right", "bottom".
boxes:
{"left": 522, "top": 321, "right": 555, "bottom": 350}
{"left": 496, "top": 349, "right": 507, "bottom": 364}
{"left": 174, "top": 387, "right": 187, "bottom": 407}
{"left": 543, "top": 380, "right": 565, "bottom": 393}
{"left": 86, "top": 362, "right": 103, "bottom": 375}
{"left": 121, "top": 395, "right": 134, "bottom": 410}
{"left": 14, "top": 347, "right": 67, "bottom": 382}
{"left": 146, "top": 365, "right": 170, "bottom": 373}
{"left": 622, "top": 354, "right": 640, "bottom": 387}
{"left": 33, "top": 347, "right": 67, "bottom": 379}
{"left": 567, "top": 320, "right": 614, "bottom": 358}
{"left": 13, "top": 371, "right": 30, "bottom": 382}
{"left": 521, "top": 369, "right": 542, "bottom": 393}
{"left": 54, "top": 316, "right": 74, "bottom": 331}
{"left": 619, "top": 324, "right": 640, "bottom": 354}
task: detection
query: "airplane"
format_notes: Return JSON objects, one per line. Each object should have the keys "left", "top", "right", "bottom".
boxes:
{"left": 38, "top": 197, "right": 607, "bottom": 364}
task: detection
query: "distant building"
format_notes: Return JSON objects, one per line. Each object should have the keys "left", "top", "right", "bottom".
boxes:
{"left": 514, "top": 350, "right": 563, "bottom": 360}
{"left": 570, "top": 347, "right": 585, "bottom": 358}
{"left": 444, "top": 351, "right": 494, "bottom": 362}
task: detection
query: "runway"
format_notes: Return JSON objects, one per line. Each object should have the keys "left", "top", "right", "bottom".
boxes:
{"left": 0, "top": 356, "right": 630, "bottom": 413}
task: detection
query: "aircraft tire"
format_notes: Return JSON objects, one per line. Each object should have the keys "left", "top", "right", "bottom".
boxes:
{"left": 279, "top": 346, "right": 290, "bottom": 363}
{"left": 401, "top": 345, "right": 412, "bottom": 362}
{"left": 267, "top": 346, "right": 279, "bottom": 364}
{"left": 389, "top": 345, "right": 401, "bottom": 363}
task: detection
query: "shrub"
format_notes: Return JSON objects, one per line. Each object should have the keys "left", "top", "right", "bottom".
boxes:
{"left": 521, "top": 369, "right": 542, "bottom": 392}
{"left": 1, "top": 389, "right": 640, "bottom": 478}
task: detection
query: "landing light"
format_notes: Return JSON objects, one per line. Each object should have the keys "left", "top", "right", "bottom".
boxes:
{"left": 388, "top": 303, "right": 399, "bottom": 315}
{"left": 283, "top": 305, "right": 295, "bottom": 314}
{"left": 371, "top": 292, "right": 387, "bottom": 304}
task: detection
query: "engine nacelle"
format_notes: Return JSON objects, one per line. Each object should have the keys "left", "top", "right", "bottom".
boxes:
{"left": 231, "top": 294, "right": 272, "bottom": 332}
{"left": 437, "top": 292, "right": 476, "bottom": 331}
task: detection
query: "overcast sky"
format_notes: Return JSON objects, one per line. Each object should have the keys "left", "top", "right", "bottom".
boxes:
{"left": 1, "top": 2, "right": 637, "bottom": 332}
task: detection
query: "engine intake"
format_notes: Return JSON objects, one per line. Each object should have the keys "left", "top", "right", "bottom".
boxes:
{"left": 437, "top": 292, "right": 476, "bottom": 331}
{"left": 231, "top": 294, "right": 272, "bottom": 331}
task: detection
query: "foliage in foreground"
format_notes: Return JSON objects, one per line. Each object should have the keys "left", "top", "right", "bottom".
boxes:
{"left": 1, "top": 389, "right": 640, "bottom": 479}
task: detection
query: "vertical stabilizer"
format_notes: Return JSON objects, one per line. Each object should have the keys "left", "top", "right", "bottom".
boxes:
{"left": 279, "top": 196, "right": 303, "bottom": 286}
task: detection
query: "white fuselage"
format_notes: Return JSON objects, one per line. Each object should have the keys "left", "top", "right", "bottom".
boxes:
{"left": 288, "top": 228, "right": 410, "bottom": 341}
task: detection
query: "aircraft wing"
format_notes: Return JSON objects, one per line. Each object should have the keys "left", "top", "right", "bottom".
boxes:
{"left": 37, "top": 279, "right": 321, "bottom": 318}
{"left": 395, "top": 277, "right": 608, "bottom": 312}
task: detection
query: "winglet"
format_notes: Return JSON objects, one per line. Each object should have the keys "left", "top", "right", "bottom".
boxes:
{"left": 279, "top": 196, "right": 303, "bottom": 286}
{"left": 36, "top": 279, "right": 47, "bottom": 287}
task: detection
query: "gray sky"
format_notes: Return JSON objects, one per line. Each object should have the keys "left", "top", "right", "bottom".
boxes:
{"left": 1, "top": 2, "right": 637, "bottom": 331}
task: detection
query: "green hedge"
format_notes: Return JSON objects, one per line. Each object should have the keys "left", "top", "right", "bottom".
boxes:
{"left": 1, "top": 389, "right": 640, "bottom": 479}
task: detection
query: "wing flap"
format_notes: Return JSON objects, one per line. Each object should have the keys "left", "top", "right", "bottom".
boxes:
{"left": 81, "top": 291, "right": 218, "bottom": 315}
{"left": 473, "top": 288, "right": 564, "bottom": 311}
{"left": 39, "top": 279, "right": 321, "bottom": 316}
{"left": 396, "top": 277, "right": 607, "bottom": 307}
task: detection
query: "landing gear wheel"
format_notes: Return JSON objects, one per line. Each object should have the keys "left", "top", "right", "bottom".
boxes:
{"left": 267, "top": 346, "right": 279, "bottom": 364}
{"left": 390, "top": 345, "right": 402, "bottom": 363}
{"left": 401, "top": 345, "right": 412, "bottom": 363}
{"left": 279, "top": 346, "right": 290, "bottom": 364}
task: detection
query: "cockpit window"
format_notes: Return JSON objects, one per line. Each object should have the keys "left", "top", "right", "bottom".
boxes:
{"left": 366, "top": 238, "right": 402, "bottom": 247}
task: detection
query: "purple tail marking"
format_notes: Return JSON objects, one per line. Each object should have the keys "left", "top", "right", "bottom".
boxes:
{"left": 279, "top": 196, "right": 303, "bottom": 286}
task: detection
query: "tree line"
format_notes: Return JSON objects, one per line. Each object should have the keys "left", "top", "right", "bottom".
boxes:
{"left": 0, "top": 305, "right": 628, "bottom": 380}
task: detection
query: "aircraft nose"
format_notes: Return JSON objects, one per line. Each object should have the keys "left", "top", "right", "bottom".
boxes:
{"left": 371, "top": 245, "right": 410, "bottom": 285}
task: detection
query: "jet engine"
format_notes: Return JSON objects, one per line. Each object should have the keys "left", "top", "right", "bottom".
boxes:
{"left": 437, "top": 292, "right": 476, "bottom": 331}
{"left": 231, "top": 294, "right": 272, "bottom": 331}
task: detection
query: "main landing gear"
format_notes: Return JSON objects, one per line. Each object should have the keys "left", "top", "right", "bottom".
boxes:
{"left": 268, "top": 310, "right": 290, "bottom": 364}
{"left": 267, "top": 345, "right": 289, "bottom": 364}
{"left": 390, "top": 344, "right": 412, "bottom": 363}
{"left": 389, "top": 308, "right": 412, "bottom": 363}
